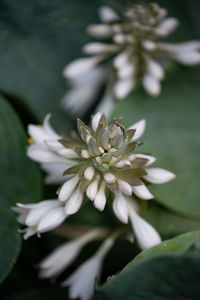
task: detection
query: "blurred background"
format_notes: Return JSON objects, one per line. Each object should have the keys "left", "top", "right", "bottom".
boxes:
{"left": 0, "top": 0, "right": 200, "bottom": 299}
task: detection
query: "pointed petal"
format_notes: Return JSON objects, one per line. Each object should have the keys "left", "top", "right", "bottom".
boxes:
{"left": 37, "top": 207, "right": 66, "bottom": 233}
{"left": 146, "top": 58, "right": 164, "bottom": 80}
{"left": 99, "top": 6, "right": 119, "bottom": 22}
{"left": 86, "top": 177, "right": 100, "bottom": 201}
{"left": 117, "top": 179, "right": 132, "bottom": 196}
{"left": 143, "top": 168, "right": 176, "bottom": 184}
{"left": 114, "top": 78, "right": 135, "bottom": 99}
{"left": 134, "top": 154, "right": 156, "bottom": 166}
{"left": 27, "top": 144, "right": 65, "bottom": 163}
{"left": 59, "top": 175, "right": 80, "bottom": 201}
{"left": 128, "top": 205, "right": 161, "bottom": 250}
{"left": 113, "top": 194, "right": 128, "bottom": 223}
{"left": 132, "top": 184, "right": 154, "bottom": 200}
{"left": 143, "top": 74, "right": 161, "bottom": 96}
{"left": 65, "top": 189, "right": 83, "bottom": 215}
{"left": 128, "top": 119, "right": 146, "bottom": 141}
{"left": 63, "top": 57, "right": 102, "bottom": 79}
{"left": 94, "top": 182, "right": 106, "bottom": 211}
{"left": 82, "top": 42, "right": 118, "bottom": 55}
{"left": 91, "top": 112, "right": 103, "bottom": 132}
{"left": 154, "top": 18, "right": 179, "bottom": 36}
{"left": 58, "top": 148, "right": 79, "bottom": 159}
{"left": 87, "top": 24, "right": 113, "bottom": 38}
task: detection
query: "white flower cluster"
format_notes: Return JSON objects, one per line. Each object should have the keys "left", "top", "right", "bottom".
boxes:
{"left": 62, "top": 3, "right": 200, "bottom": 116}
{"left": 12, "top": 112, "right": 175, "bottom": 300}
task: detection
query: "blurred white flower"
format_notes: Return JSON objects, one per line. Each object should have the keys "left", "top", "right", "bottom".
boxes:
{"left": 12, "top": 200, "right": 66, "bottom": 239}
{"left": 39, "top": 228, "right": 106, "bottom": 278}
{"left": 62, "top": 234, "right": 115, "bottom": 300}
{"left": 62, "top": 3, "right": 200, "bottom": 116}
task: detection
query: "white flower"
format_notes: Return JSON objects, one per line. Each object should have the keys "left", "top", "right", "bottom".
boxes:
{"left": 39, "top": 228, "right": 106, "bottom": 279}
{"left": 26, "top": 113, "right": 175, "bottom": 222}
{"left": 61, "top": 66, "right": 107, "bottom": 117}
{"left": 62, "top": 2, "right": 200, "bottom": 116}
{"left": 27, "top": 114, "right": 77, "bottom": 184}
{"left": 12, "top": 200, "right": 66, "bottom": 239}
{"left": 127, "top": 199, "right": 161, "bottom": 250}
{"left": 62, "top": 235, "right": 115, "bottom": 300}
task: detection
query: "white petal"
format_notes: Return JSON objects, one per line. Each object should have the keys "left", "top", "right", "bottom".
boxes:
{"left": 118, "top": 64, "right": 135, "bottom": 79}
{"left": 134, "top": 153, "right": 156, "bottom": 166}
{"left": 143, "top": 168, "right": 176, "bottom": 184}
{"left": 37, "top": 207, "right": 66, "bottom": 233}
{"left": 82, "top": 42, "right": 118, "bottom": 55}
{"left": 113, "top": 51, "right": 129, "bottom": 69}
{"left": 132, "top": 184, "right": 154, "bottom": 200}
{"left": 23, "top": 228, "right": 37, "bottom": 240}
{"left": 146, "top": 59, "right": 164, "bottom": 80}
{"left": 39, "top": 230, "right": 102, "bottom": 278}
{"left": 143, "top": 74, "right": 161, "bottom": 96}
{"left": 103, "top": 172, "right": 116, "bottom": 184}
{"left": 80, "top": 149, "right": 90, "bottom": 159}
{"left": 59, "top": 175, "right": 80, "bottom": 201}
{"left": 26, "top": 205, "right": 54, "bottom": 227}
{"left": 94, "top": 182, "right": 106, "bottom": 211}
{"left": 99, "top": 6, "right": 119, "bottom": 22}
{"left": 43, "top": 114, "right": 60, "bottom": 139}
{"left": 17, "top": 200, "right": 58, "bottom": 210}
{"left": 91, "top": 112, "right": 103, "bottom": 132}
{"left": 118, "top": 180, "right": 132, "bottom": 196}
{"left": 128, "top": 119, "right": 146, "bottom": 141}
{"left": 63, "top": 256, "right": 101, "bottom": 300}
{"left": 172, "top": 50, "right": 200, "bottom": 66}
{"left": 84, "top": 166, "right": 95, "bottom": 181}
{"left": 65, "top": 189, "right": 83, "bottom": 215}
{"left": 128, "top": 205, "right": 161, "bottom": 250}
{"left": 142, "top": 40, "right": 157, "bottom": 51}
{"left": 114, "top": 78, "right": 134, "bottom": 99}
{"left": 154, "top": 18, "right": 179, "bottom": 36}
{"left": 113, "top": 194, "right": 128, "bottom": 224}
{"left": 28, "top": 125, "right": 48, "bottom": 145}
{"left": 87, "top": 24, "right": 113, "bottom": 38}
{"left": 45, "top": 139, "right": 63, "bottom": 152}
{"left": 63, "top": 57, "right": 102, "bottom": 79}
{"left": 27, "top": 144, "right": 65, "bottom": 164}
{"left": 41, "top": 163, "right": 71, "bottom": 185}
{"left": 61, "top": 66, "right": 106, "bottom": 116}
{"left": 86, "top": 177, "right": 100, "bottom": 201}
{"left": 58, "top": 148, "right": 79, "bottom": 159}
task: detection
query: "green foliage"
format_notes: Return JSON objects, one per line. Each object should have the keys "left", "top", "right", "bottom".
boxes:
{"left": 0, "top": 96, "right": 42, "bottom": 283}
{"left": 94, "top": 231, "right": 200, "bottom": 300}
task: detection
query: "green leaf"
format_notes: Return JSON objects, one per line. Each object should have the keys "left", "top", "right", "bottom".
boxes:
{"left": 112, "top": 67, "right": 200, "bottom": 218}
{"left": 95, "top": 254, "right": 200, "bottom": 300}
{"left": 0, "top": 96, "right": 42, "bottom": 283}
{"left": 0, "top": 0, "right": 100, "bottom": 129}
{"left": 94, "top": 231, "right": 200, "bottom": 300}
{"left": 130, "top": 230, "right": 200, "bottom": 268}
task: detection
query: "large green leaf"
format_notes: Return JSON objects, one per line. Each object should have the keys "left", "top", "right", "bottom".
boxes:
{"left": 0, "top": 96, "right": 42, "bottom": 283}
{"left": 95, "top": 231, "right": 200, "bottom": 300}
{"left": 127, "top": 230, "right": 200, "bottom": 268}
{"left": 112, "top": 67, "right": 200, "bottom": 218}
{"left": 95, "top": 254, "right": 200, "bottom": 300}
